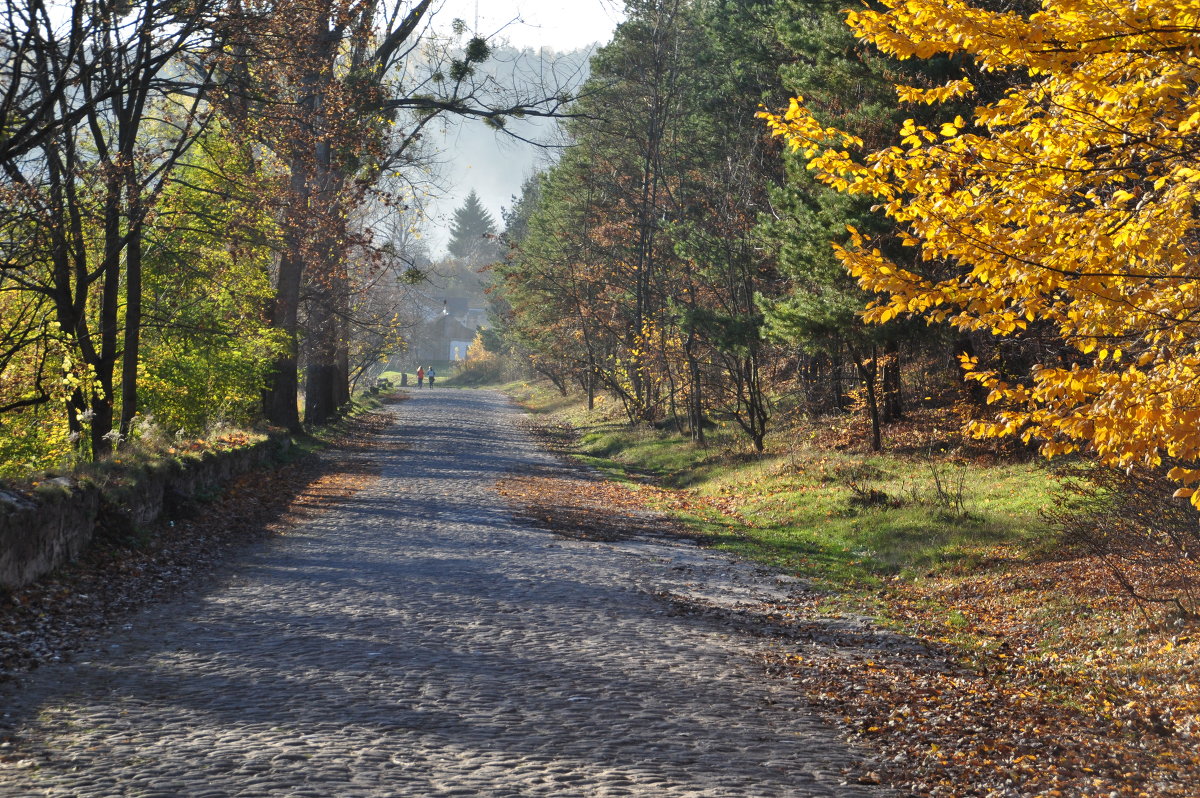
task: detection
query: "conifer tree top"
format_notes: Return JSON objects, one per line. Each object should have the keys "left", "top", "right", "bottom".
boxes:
{"left": 448, "top": 190, "right": 498, "bottom": 262}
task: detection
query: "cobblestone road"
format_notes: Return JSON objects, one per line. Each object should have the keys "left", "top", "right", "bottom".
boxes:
{"left": 0, "top": 390, "right": 887, "bottom": 797}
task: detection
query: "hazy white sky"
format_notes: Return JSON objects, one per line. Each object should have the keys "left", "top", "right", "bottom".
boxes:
{"left": 435, "top": 0, "right": 626, "bottom": 50}
{"left": 421, "top": 1, "right": 625, "bottom": 255}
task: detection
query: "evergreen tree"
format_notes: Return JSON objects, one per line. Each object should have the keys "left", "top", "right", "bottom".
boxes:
{"left": 447, "top": 190, "right": 500, "bottom": 265}
{"left": 497, "top": 0, "right": 787, "bottom": 445}
{"left": 668, "top": 0, "right": 787, "bottom": 450}
{"left": 756, "top": 0, "right": 936, "bottom": 448}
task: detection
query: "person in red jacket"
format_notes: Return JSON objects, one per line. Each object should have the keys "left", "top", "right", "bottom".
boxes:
{"left": 416, "top": 366, "right": 425, "bottom": 388}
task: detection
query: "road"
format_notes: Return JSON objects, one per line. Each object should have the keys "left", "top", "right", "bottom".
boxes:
{"left": 0, "top": 389, "right": 886, "bottom": 797}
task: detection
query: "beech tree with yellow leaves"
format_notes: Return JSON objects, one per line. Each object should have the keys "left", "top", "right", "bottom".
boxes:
{"left": 762, "top": 0, "right": 1200, "bottom": 503}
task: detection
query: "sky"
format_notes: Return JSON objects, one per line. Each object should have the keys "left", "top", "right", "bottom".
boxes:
{"left": 419, "top": 1, "right": 626, "bottom": 255}
{"left": 435, "top": 0, "right": 626, "bottom": 51}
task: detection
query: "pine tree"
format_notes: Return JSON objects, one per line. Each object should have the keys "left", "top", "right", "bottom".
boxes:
{"left": 757, "top": 0, "right": 949, "bottom": 448}
{"left": 447, "top": 190, "right": 499, "bottom": 265}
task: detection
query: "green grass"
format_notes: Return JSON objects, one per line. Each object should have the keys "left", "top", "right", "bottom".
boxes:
{"left": 695, "top": 452, "right": 1048, "bottom": 585}
{"left": 509, "top": 381, "right": 1056, "bottom": 593}
{"left": 501, "top": 380, "right": 587, "bottom": 415}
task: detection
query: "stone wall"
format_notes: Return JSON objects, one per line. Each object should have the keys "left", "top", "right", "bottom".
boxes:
{"left": 0, "top": 433, "right": 291, "bottom": 591}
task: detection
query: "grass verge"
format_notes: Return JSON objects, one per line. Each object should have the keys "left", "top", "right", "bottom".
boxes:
{"left": 505, "top": 380, "right": 1051, "bottom": 591}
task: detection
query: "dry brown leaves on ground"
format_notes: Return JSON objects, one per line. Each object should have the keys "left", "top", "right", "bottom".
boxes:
{"left": 509, "top": 414, "right": 1199, "bottom": 797}
{"left": 496, "top": 472, "right": 697, "bottom": 542}
{"left": 500, "top": 416, "right": 701, "bottom": 542}
{"left": 0, "top": 409, "right": 395, "bottom": 681}
{"left": 818, "top": 553, "right": 1200, "bottom": 797}
{"left": 744, "top": 549, "right": 1200, "bottom": 796}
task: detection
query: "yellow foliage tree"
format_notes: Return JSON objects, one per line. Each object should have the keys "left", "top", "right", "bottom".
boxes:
{"left": 761, "top": 0, "right": 1200, "bottom": 504}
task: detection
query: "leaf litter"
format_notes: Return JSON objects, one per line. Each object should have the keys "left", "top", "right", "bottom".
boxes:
{"left": 506, "top": 411, "right": 1200, "bottom": 797}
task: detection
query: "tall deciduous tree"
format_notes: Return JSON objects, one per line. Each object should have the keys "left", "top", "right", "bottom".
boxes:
{"left": 1, "top": 0, "right": 218, "bottom": 458}
{"left": 228, "top": 0, "right": 577, "bottom": 428}
{"left": 762, "top": 0, "right": 1200, "bottom": 497}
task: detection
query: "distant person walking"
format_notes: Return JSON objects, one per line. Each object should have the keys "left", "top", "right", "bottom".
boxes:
{"left": 427, "top": 367, "right": 437, "bottom": 388}
{"left": 416, "top": 366, "right": 425, "bottom": 389}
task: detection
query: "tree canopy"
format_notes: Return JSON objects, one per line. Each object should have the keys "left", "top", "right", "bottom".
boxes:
{"left": 761, "top": 0, "right": 1200, "bottom": 502}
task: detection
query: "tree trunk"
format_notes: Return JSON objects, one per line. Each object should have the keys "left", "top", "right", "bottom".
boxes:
{"left": 263, "top": 146, "right": 312, "bottom": 433}
{"left": 304, "top": 363, "right": 339, "bottom": 426}
{"left": 304, "top": 251, "right": 351, "bottom": 424}
{"left": 956, "top": 333, "right": 987, "bottom": 405}
{"left": 91, "top": 180, "right": 124, "bottom": 459}
{"left": 744, "top": 355, "right": 767, "bottom": 452}
{"left": 832, "top": 348, "right": 847, "bottom": 412}
{"left": 304, "top": 286, "right": 339, "bottom": 426}
{"left": 686, "top": 340, "right": 705, "bottom": 445}
{"left": 308, "top": 137, "right": 352, "bottom": 417}
{"left": 119, "top": 218, "right": 144, "bottom": 437}
{"left": 264, "top": 247, "right": 304, "bottom": 432}
{"left": 851, "top": 346, "right": 883, "bottom": 452}
{"left": 881, "top": 337, "right": 903, "bottom": 423}
{"left": 334, "top": 311, "right": 351, "bottom": 408}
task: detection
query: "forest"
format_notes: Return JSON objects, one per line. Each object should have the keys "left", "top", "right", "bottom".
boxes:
{"left": 493, "top": 0, "right": 1200, "bottom": 483}
{"left": 482, "top": 0, "right": 1200, "bottom": 605}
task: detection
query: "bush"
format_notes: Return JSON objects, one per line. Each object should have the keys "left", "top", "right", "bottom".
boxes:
{"left": 451, "top": 335, "right": 524, "bottom": 386}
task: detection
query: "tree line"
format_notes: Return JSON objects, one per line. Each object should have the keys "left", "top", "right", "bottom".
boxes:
{"left": 490, "top": 0, "right": 1200, "bottom": 512}
{"left": 0, "top": 0, "right": 577, "bottom": 473}
{"left": 491, "top": 0, "right": 946, "bottom": 451}
{"left": 4, "top": 0, "right": 1198, "bottom": 521}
